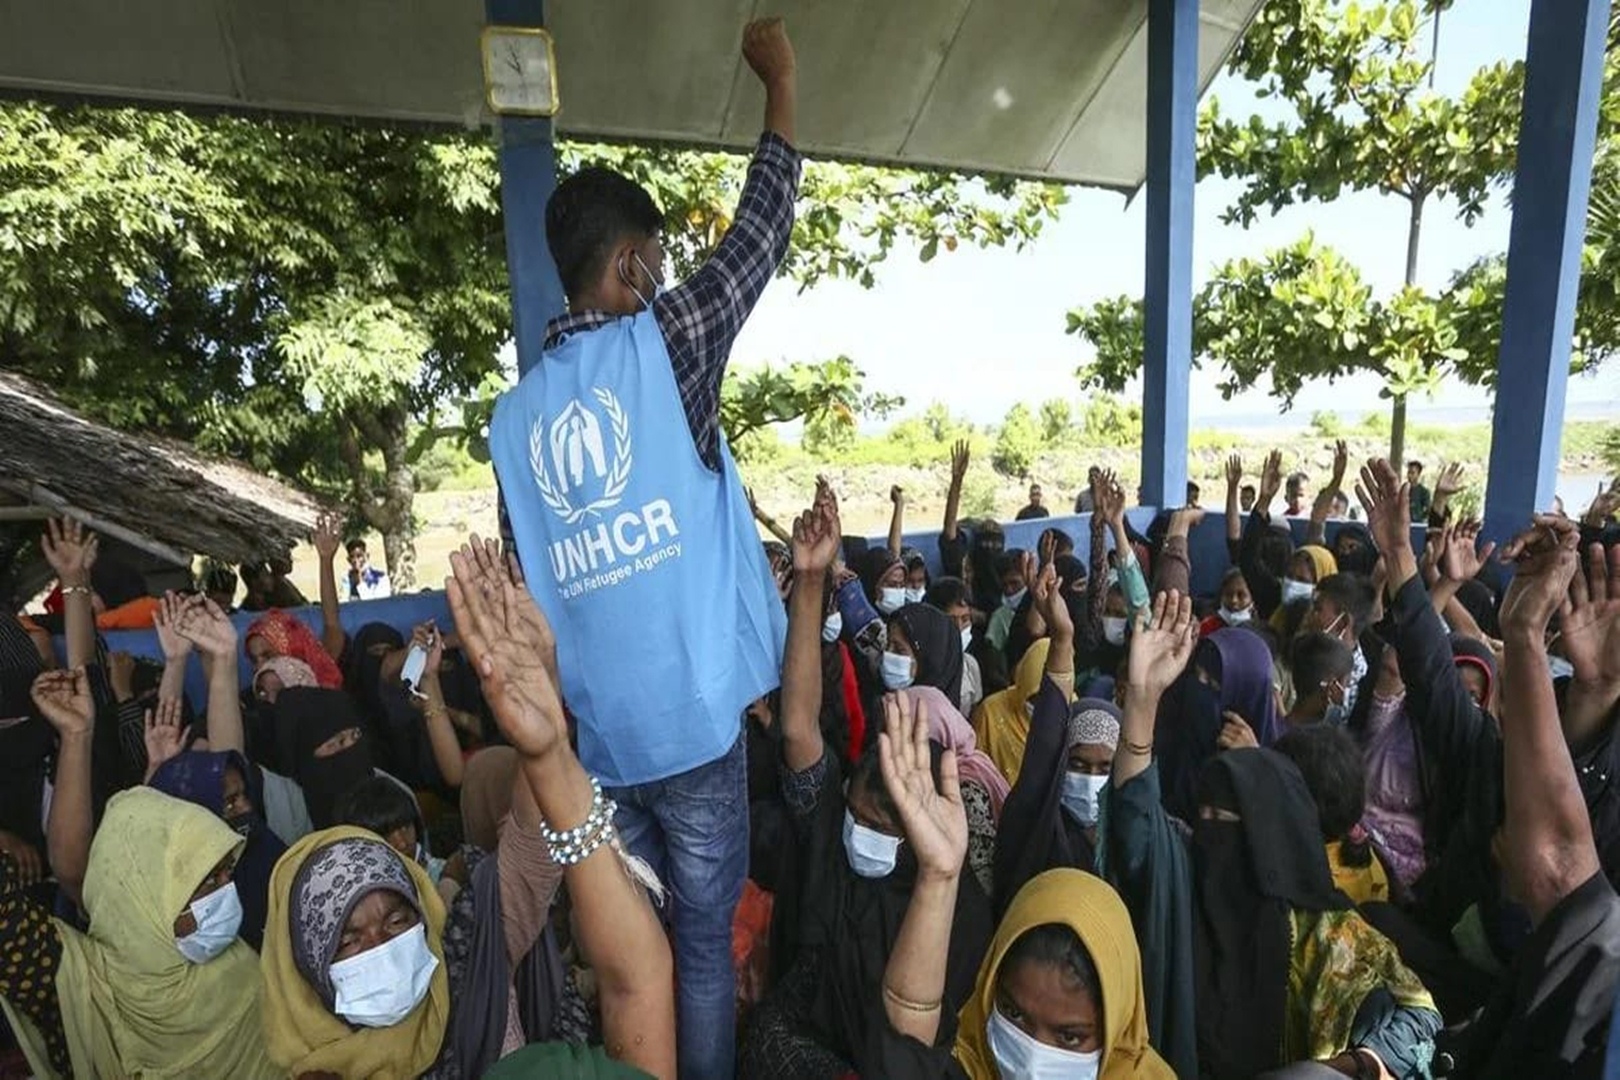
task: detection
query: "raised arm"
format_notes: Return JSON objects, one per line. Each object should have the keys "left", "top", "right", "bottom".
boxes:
{"left": 782, "top": 480, "right": 840, "bottom": 773}
{"left": 1306, "top": 440, "right": 1349, "bottom": 546}
{"left": 42, "top": 518, "right": 98, "bottom": 670}
{"left": 152, "top": 593, "right": 194, "bottom": 704}
{"left": 413, "top": 622, "right": 466, "bottom": 788}
{"left": 1496, "top": 517, "right": 1602, "bottom": 924}
{"left": 888, "top": 486, "right": 906, "bottom": 559}
{"left": 747, "top": 487, "right": 793, "bottom": 546}
{"left": 448, "top": 537, "right": 675, "bottom": 1080}
{"left": 1114, "top": 590, "right": 1199, "bottom": 790}
{"left": 942, "top": 440, "right": 970, "bottom": 543}
{"left": 1254, "top": 449, "right": 1284, "bottom": 521}
{"left": 174, "top": 595, "right": 246, "bottom": 755}
{"left": 312, "top": 513, "right": 346, "bottom": 660}
{"left": 32, "top": 668, "right": 96, "bottom": 904}
{"left": 1224, "top": 454, "right": 1244, "bottom": 554}
{"left": 878, "top": 693, "right": 968, "bottom": 1048}
{"left": 1428, "top": 463, "right": 1465, "bottom": 527}
{"left": 1153, "top": 507, "right": 1203, "bottom": 599}
{"left": 1556, "top": 541, "right": 1620, "bottom": 750}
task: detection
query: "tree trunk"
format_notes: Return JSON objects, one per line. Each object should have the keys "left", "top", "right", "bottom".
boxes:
{"left": 341, "top": 404, "right": 420, "bottom": 591}
{"left": 1390, "top": 191, "right": 1427, "bottom": 470}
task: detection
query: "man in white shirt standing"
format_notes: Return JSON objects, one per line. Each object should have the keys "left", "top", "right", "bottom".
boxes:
{"left": 345, "top": 539, "right": 392, "bottom": 601}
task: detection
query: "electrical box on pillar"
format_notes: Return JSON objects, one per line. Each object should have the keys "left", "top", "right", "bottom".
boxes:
{"left": 480, "top": 26, "right": 559, "bottom": 116}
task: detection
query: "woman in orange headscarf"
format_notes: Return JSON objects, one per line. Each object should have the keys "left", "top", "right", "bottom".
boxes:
{"left": 243, "top": 610, "right": 344, "bottom": 689}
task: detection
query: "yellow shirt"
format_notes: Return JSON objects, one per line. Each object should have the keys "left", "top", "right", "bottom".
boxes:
{"left": 1325, "top": 840, "right": 1390, "bottom": 905}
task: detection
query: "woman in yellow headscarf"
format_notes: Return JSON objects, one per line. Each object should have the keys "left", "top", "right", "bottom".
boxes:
{"left": 0, "top": 785, "right": 278, "bottom": 1079}
{"left": 861, "top": 686, "right": 1171, "bottom": 1079}
{"left": 1271, "top": 545, "right": 1339, "bottom": 632}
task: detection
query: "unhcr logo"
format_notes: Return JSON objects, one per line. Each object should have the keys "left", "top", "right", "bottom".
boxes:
{"left": 530, "top": 386, "right": 632, "bottom": 525}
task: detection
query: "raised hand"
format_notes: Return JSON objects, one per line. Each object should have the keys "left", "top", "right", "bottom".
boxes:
{"left": 143, "top": 697, "right": 188, "bottom": 779}
{"left": 1037, "top": 529, "right": 1057, "bottom": 568}
{"left": 312, "top": 511, "right": 343, "bottom": 563}
{"left": 174, "top": 594, "right": 239, "bottom": 658}
{"left": 1434, "top": 462, "right": 1466, "bottom": 500}
{"left": 742, "top": 16, "right": 795, "bottom": 87}
{"left": 1330, "top": 439, "right": 1350, "bottom": 488}
{"left": 1442, "top": 519, "right": 1495, "bottom": 583}
{"left": 1225, "top": 454, "right": 1243, "bottom": 490}
{"left": 1585, "top": 480, "right": 1620, "bottom": 528}
{"left": 950, "top": 440, "right": 971, "bottom": 484}
{"left": 32, "top": 668, "right": 93, "bottom": 737}
{"left": 1126, "top": 590, "right": 1198, "bottom": 702}
{"left": 43, "top": 518, "right": 98, "bottom": 585}
{"left": 1217, "top": 711, "right": 1259, "bottom": 750}
{"left": 792, "top": 480, "right": 843, "bottom": 575}
{"left": 410, "top": 621, "right": 445, "bottom": 673}
{"left": 1096, "top": 469, "right": 1126, "bottom": 525}
{"left": 877, "top": 692, "right": 966, "bottom": 882}
{"left": 1562, "top": 543, "right": 1620, "bottom": 686}
{"left": 447, "top": 536, "right": 566, "bottom": 760}
{"left": 1355, "top": 458, "right": 1411, "bottom": 555}
{"left": 890, "top": 485, "right": 906, "bottom": 508}
{"left": 1032, "top": 562, "right": 1073, "bottom": 640}
{"left": 154, "top": 592, "right": 195, "bottom": 663}
{"left": 1257, "top": 450, "right": 1285, "bottom": 511}
{"left": 1498, "top": 515, "right": 1582, "bottom": 640}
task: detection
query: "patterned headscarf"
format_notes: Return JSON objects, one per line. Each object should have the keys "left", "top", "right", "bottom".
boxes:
{"left": 255, "top": 656, "right": 319, "bottom": 694}
{"left": 244, "top": 610, "right": 345, "bottom": 689}
{"left": 288, "top": 836, "right": 424, "bottom": 1008}
{"left": 1067, "top": 697, "right": 1122, "bottom": 752}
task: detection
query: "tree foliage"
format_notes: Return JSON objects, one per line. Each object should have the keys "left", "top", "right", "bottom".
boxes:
{"left": 0, "top": 101, "right": 1062, "bottom": 580}
{"left": 992, "top": 404, "right": 1041, "bottom": 479}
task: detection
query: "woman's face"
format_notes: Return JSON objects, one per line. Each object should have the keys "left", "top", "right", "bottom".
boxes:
{"left": 1066, "top": 742, "right": 1113, "bottom": 777}
{"left": 173, "top": 853, "right": 237, "bottom": 938}
{"left": 1102, "top": 588, "right": 1128, "bottom": 620}
{"left": 221, "top": 765, "right": 254, "bottom": 824}
{"left": 334, "top": 889, "right": 420, "bottom": 963}
{"left": 845, "top": 774, "right": 903, "bottom": 839}
{"left": 246, "top": 634, "right": 274, "bottom": 666}
{"left": 1220, "top": 577, "right": 1252, "bottom": 613}
{"left": 997, "top": 957, "right": 1101, "bottom": 1054}
{"left": 886, "top": 622, "right": 919, "bottom": 674}
{"left": 255, "top": 670, "right": 284, "bottom": 704}
{"left": 385, "top": 823, "right": 420, "bottom": 862}
{"left": 314, "top": 726, "right": 363, "bottom": 759}
{"left": 906, "top": 564, "right": 928, "bottom": 592}
{"left": 879, "top": 562, "right": 907, "bottom": 590}
{"left": 1287, "top": 552, "right": 1318, "bottom": 583}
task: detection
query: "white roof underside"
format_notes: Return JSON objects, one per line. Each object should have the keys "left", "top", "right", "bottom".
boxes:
{"left": 0, "top": 0, "right": 1262, "bottom": 188}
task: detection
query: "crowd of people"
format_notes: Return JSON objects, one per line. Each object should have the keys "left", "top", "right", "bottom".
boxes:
{"left": 4, "top": 14, "right": 1620, "bottom": 1080}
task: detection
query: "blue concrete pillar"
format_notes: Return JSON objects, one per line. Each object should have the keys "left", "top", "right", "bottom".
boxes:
{"left": 1139, "top": 0, "right": 1197, "bottom": 509}
{"left": 1482, "top": 0, "right": 1610, "bottom": 541}
{"left": 486, "top": 0, "right": 566, "bottom": 377}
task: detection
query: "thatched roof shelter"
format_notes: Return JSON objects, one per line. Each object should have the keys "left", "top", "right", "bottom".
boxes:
{"left": 0, "top": 372, "right": 320, "bottom": 572}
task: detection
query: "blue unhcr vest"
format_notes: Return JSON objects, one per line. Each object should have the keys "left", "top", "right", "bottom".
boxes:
{"left": 489, "top": 310, "right": 787, "bottom": 786}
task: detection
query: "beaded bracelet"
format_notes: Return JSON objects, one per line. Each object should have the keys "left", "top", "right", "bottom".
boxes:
{"left": 60, "top": 585, "right": 92, "bottom": 598}
{"left": 540, "top": 777, "right": 620, "bottom": 866}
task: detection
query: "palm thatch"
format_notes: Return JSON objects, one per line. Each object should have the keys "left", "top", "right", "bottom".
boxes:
{"left": 0, "top": 371, "right": 320, "bottom": 566}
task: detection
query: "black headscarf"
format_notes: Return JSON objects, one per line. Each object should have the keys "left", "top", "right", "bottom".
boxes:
{"left": 856, "top": 549, "right": 901, "bottom": 605}
{"left": 1005, "top": 555, "right": 1088, "bottom": 671}
{"left": 1193, "top": 749, "right": 1350, "bottom": 1080}
{"left": 889, "top": 603, "right": 963, "bottom": 707}
{"left": 345, "top": 622, "right": 404, "bottom": 721}
{"left": 1331, "top": 522, "right": 1380, "bottom": 577}
{"left": 0, "top": 616, "right": 50, "bottom": 848}
{"left": 1454, "top": 579, "right": 1502, "bottom": 639}
{"left": 270, "top": 686, "right": 374, "bottom": 829}
{"left": 967, "top": 522, "right": 1006, "bottom": 614}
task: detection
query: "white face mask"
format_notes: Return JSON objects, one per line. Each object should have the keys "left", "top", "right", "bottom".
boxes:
{"left": 904, "top": 586, "right": 926, "bottom": 605}
{"left": 1003, "top": 588, "right": 1028, "bottom": 611}
{"left": 960, "top": 625, "right": 974, "bottom": 654}
{"left": 1219, "top": 606, "right": 1252, "bottom": 626}
{"left": 329, "top": 921, "right": 440, "bottom": 1028}
{"left": 1060, "top": 771, "right": 1108, "bottom": 827}
{"left": 1281, "top": 577, "right": 1316, "bottom": 605}
{"left": 881, "top": 651, "right": 916, "bottom": 691}
{"left": 1102, "top": 616, "right": 1128, "bottom": 646}
{"left": 842, "top": 809, "right": 902, "bottom": 878}
{"left": 987, "top": 1005, "right": 1101, "bottom": 1080}
{"left": 175, "top": 881, "right": 244, "bottom": 964}
{"left": 822, "top": 611, "right": 844, "bottom": 643}
{"left": 878, "top": 587, "right": 907, "bottom": 614}
{"left": 620, "top": 251, "right": 666, "bottom": 310}
{"left": 1549, "top": 655, "right": 1575, "bottom": 681}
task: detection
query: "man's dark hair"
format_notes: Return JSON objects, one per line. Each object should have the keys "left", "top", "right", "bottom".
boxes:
{"left": 345, "top": 538, "right": 366, "bottom": 555}
{"left": 1275, "top": 723, "right": 1367, "bottom": 847}
{"left": 1316, "top": 573, "right": 1376, "bottom": 633}
{"left": 334, "top": 776, "right": 420, "bottom": 841}
{"left": 1186, "top": 481, "right": 1201, "bottom": 502}
{"left": 994, "top": 550, "right": 1026, "bottom": 580}
{"left": 546, "top": 168, "right": 665, "bottom": 300}
{"left": 1290, "top": 632, "right": 1354, "bottom": 698}
{"left": 1408, "top": 461, "right": 1425, "bottom": 473}
{"left": 925, "top": 577, "right": 971, "bottom": 611}
{"left": 1286, "top": 472, "right": 1309, "bottom": 495}
{"left": 1240, "top": 483, "right": 1257, "bottom": 497}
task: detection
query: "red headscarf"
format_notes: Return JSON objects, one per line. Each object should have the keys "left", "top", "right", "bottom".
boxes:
{"left": 243, "top": 610, "right": 343, "bottom": 690}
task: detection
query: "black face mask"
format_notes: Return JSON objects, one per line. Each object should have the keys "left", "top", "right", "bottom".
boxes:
{"left": 226, "top": 813, "right": 255, "bottom": 838}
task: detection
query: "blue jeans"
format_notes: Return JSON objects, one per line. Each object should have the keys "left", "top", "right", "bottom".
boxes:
{"left": 608, "top": 732, "right": 748, "bottom": 1080}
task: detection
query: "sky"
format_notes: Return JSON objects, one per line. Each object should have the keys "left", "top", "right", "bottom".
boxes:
{"left": 725, "top": 0, "right": 1620, "bottom": 431}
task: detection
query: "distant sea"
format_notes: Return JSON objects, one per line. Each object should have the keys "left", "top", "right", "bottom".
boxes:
{"left": 1191, "top": 400, "right": 1620, "bottom": 433}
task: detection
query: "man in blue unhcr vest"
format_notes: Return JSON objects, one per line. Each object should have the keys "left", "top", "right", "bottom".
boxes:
{"left": 489, "top": 17, "right": 798, "bottom": 1079}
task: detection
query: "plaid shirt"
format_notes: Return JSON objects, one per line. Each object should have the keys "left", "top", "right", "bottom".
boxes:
{"left": 500, "top": 132, "right": 802, "bottom": 550}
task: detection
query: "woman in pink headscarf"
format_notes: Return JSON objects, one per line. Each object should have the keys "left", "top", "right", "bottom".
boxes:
{"left": 900, "top": 684, "right": 1010, "bottom": 898}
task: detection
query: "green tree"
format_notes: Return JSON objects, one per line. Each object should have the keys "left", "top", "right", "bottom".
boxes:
{"left": 721, "top": 356, "right": 901, "bottom": 461}
{"left": 0, "top": 103, "right": 1062, "bottom": 581}
{"left": 1070, "top": 0, "right": 1523, "bottom": 466}
{"left": 992, "top": 404, "right": 1041, "bottom": 479}
{"left": 1038, "top": 398, "right": 1073, "bottom": 446}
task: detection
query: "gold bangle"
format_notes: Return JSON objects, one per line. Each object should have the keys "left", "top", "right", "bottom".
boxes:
{"left": 1122, "top": 738, "right": 1153, "bottom": 756}
{"left": 882, "top": 983, "right": 942, "bottom": 1014}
